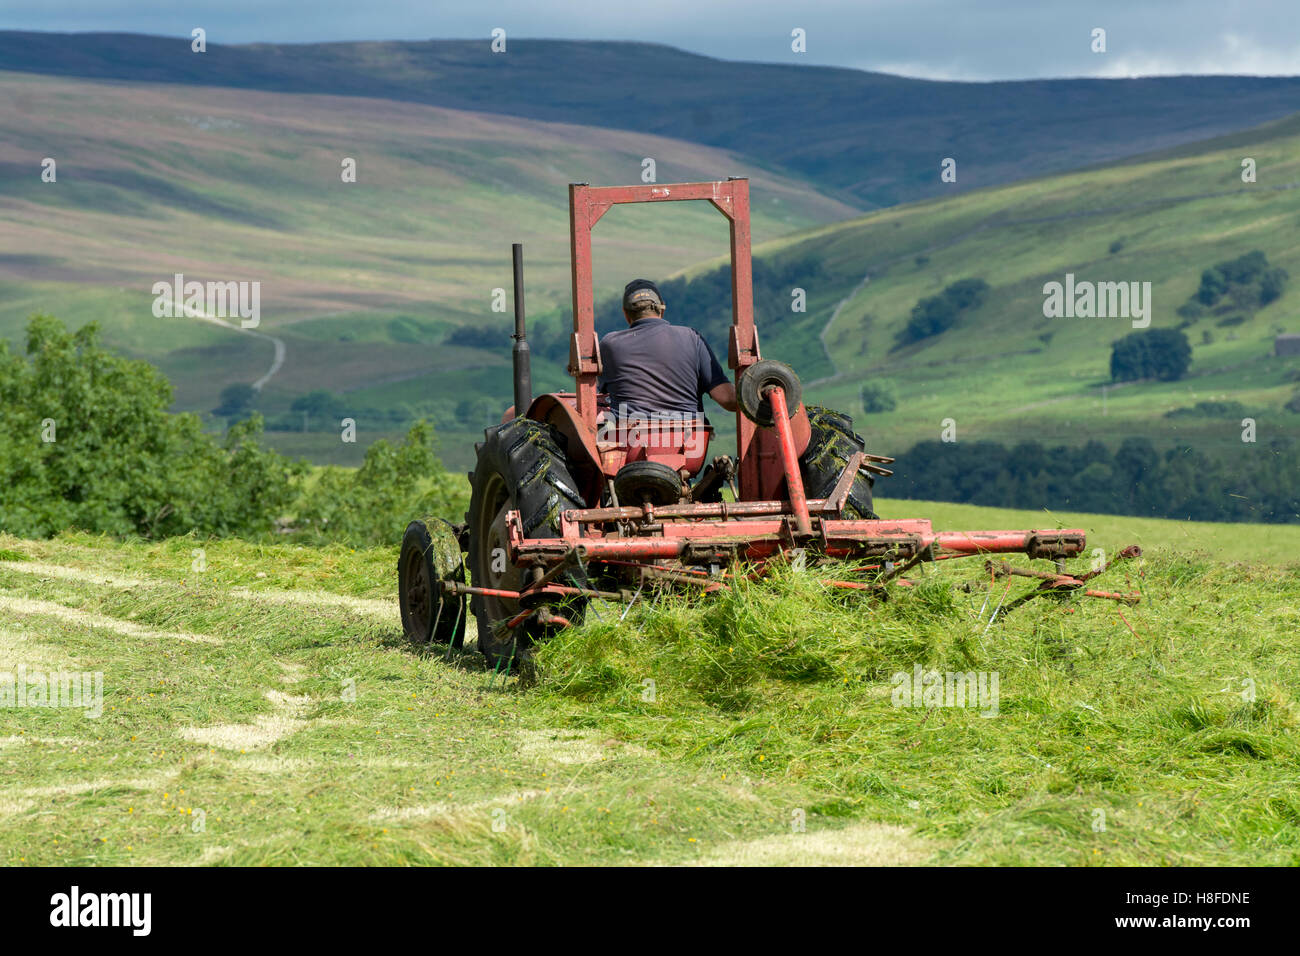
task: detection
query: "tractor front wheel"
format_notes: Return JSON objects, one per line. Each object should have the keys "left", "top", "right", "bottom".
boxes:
{"left": 398, "top": 517, "right": 468, "bottom": 648}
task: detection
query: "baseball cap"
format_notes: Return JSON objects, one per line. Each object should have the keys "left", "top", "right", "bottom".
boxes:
{"left": 622, "top": 279, "right": 663, "bottom": 311}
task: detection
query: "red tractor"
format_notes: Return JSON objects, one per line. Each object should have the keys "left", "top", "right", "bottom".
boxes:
{"left": 399, "top": 180, "right": 1133, "bottom": 668}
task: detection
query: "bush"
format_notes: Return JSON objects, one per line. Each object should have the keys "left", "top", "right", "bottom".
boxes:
{"left": 1193, "top": 250, "right": 1288, "bottom": 311}
{"left": 0, "top": 314, "right": 469, "bottom": 544}
{"left": 294, "top": 420, "right": 469, "bottom": 546}
{"left": 860, "top": 381, "right": 897, "bottom": 413}
{"left": 1110, "top": 328, "right": 1192, "bottom": 382}
{"left": 896, "top": 278, "right": 990, "bottom": 346}
{"left": 213, "top": 382, "right": 257, "bottom": 421}
{"left": 0, "top": 315, "right": 302, "bottom": 538}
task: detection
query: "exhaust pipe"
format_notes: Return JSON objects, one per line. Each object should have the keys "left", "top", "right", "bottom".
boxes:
{"left": 511, "top": 242, "right": 532, "bottom": 419}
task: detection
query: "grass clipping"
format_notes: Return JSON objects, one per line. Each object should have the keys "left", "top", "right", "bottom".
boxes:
{"left": 533, "top": 555, "right": 1300, "bottom": 865}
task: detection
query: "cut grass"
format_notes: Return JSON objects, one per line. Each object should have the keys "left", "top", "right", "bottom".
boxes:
{"left": 1, "top": 506, "right": 1296, "bottom": 866}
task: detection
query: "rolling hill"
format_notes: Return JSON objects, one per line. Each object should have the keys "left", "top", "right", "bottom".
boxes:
{"left": 5, "top": 31, "right": 1300, "bottom": 209}
{"left": 3, "top": 32, "right": 1299, "bottom": 490}
{"left": 0, "top": 68, "right": 854, "bottom": 461}
{"left": 663, "top": 110, "right": 1300, "bottom": 521}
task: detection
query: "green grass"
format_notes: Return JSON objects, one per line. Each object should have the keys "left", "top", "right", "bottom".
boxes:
{"left": 876, "top": 497, "right": 1300, "bottom": 565}
{"left": 2, "top": 501, "right": 1296, "bottom": 865}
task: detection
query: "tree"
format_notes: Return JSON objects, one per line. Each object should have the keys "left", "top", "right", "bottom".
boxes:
{"left": 0, "top": 314, "right": 300, "bottom": 538}
{"left": 1110, "top": 329, "right": 1191, "bottom": 383}
{"left": 290, "top": 390, "right": 344, "bottom": 431}
{"left": 295, "top": 421, "right": 469, "bottom": 545}
{"left": 896, "top": 278, "right": 990, "bottom": 345}
{"left": 860, "top": 381, "right": 897, "bottom": 413}
{"left": 1194, "top": 250, "right": 1288, "bottom": 310}
{"left": 214, "top": 382, "right": 257, "bottom": 421}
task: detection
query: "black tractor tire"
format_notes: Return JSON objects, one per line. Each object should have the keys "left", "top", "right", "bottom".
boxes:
{"left": 738, "top": 359, "right": 803, "bottom": 426}
{"left": 466, "top": 417, "right": 589, "bottom": 669}
{"left": 800, "top": 405, "right": 879, "bottom": 519}
{"left": 398, "top": 517, "right": 467, "bottom": 648}
{"left": 614, "top": 460, "right": 684, "bottom": 506}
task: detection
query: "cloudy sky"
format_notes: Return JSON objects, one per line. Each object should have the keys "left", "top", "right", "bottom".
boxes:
{"left": 4, "top": 0, "right": 1297, "bottom": 80}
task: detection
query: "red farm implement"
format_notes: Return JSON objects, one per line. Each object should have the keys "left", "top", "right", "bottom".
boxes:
{"left": 398, "top": 179, "right": 1141, "bottom": 667}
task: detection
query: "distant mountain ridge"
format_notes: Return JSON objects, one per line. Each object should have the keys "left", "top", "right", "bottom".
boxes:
{"left": 4, "top": 30, "right": 1300, "bottom": 208}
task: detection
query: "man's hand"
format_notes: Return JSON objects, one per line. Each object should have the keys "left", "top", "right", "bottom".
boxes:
{"left": 709, "top": 382, "right": 738, "bottom": 412}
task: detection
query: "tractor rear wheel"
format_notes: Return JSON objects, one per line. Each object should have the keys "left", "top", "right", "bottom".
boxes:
{"left": 800, "top": 405, "right": 879, "bottom": 519}
{"left": 466, "top": 417, "right": 588, "bottom": 669}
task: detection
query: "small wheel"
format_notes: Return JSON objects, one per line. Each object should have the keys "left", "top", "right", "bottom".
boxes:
{"left": 398, "top": 517, "right": 467, "bottom": 647}
{"left": 614, "top": 460, "right": 684, "bottom": 506}
{"left": 738, "top": 359, "right": 803, "bottom": 426}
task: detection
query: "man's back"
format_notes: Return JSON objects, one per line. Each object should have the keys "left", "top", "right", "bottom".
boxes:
{"left": 599, "top": 317, "right": 729, "bottom": 417}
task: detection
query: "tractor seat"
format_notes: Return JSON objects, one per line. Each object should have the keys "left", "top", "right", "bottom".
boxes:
{"left": 617, "top": 414, "right": 712, "bottom": 479}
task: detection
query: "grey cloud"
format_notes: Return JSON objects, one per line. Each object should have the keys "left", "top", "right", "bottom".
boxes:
{"left": 2, "top": 0, "right": 1296, "bottom": 79}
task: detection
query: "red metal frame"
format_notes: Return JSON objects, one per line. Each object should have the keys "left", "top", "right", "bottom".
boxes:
{"left": 567, "top": 179, "right": 781, "bottom": 498}
{"left": 481, "top": 179, "right": 1121, "bottom": 630}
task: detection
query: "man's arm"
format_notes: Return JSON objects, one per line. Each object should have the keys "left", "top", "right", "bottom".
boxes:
{"left": 696, "top": 332, "right": 737, "bottom": 412}
{"left": 709, "top": 381, "right": 738, "bottom": 412}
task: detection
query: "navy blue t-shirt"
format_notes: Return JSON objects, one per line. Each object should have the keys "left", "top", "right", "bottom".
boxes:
{"left": 598, "top": 317, "right": 730, "bottom": 417}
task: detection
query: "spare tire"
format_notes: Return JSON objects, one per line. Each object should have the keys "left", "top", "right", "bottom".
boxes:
{"left": 800, "top": 405, "right": 879, "bottom": 519}
{"left": 738, "top": 359, "right": 802, "bottom": 426}
{"left": 466, "top": 417, "right": 588, "bottom": 669}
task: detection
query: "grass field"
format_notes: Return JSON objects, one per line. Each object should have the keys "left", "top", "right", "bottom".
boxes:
{"left": 2, "top": 501, "right": 1296, "bottom": 866}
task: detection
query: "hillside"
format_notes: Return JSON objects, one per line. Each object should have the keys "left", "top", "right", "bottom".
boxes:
{"left": 5, "top": 31, "right": 1300, "bottom": 209}
{"left": 713, "top": 111, "right": 1300, "bottom": 514}
{"left": 0, "top": 69, "right": 853, "bottom": 461}
{"left": 2, "top": 504, "right": 1296, "bottom": 865}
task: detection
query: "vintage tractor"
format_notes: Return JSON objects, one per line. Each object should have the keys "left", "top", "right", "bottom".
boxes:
{"left": 398, "top": 179, "right": 1140, "bottom": 667}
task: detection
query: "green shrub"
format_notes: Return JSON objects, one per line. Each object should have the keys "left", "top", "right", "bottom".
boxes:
{"left": 1110, "top": 328, "right": 1192, "bottom": 382}
{"left": 860, "top": 381, "right": 897, "bottom": 413}
{"left": 0, "top": 314, "right": 301, "bottom": 538}
{"left": 0, "top": 314, "right": 467, "bottom": 544}
{"left": 897, "top": 278, "right": 989, "bottom": 345}
{"left": 294, "top": 420, "right": 469, "bottom": 546}
{"left": 1193, "top": 250, "right": 1288, "bottom": 310}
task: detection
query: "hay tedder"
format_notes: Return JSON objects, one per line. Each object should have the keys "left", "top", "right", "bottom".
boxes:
{"left": 398, "top": 179, "right": 1141, "bottom": 667}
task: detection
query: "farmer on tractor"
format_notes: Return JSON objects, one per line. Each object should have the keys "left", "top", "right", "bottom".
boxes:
{"left": 597, "top": 279, "right": 738, "bottom": 419}
{"left": 396, "top": 181, "right": 1116, "bottom": 672}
